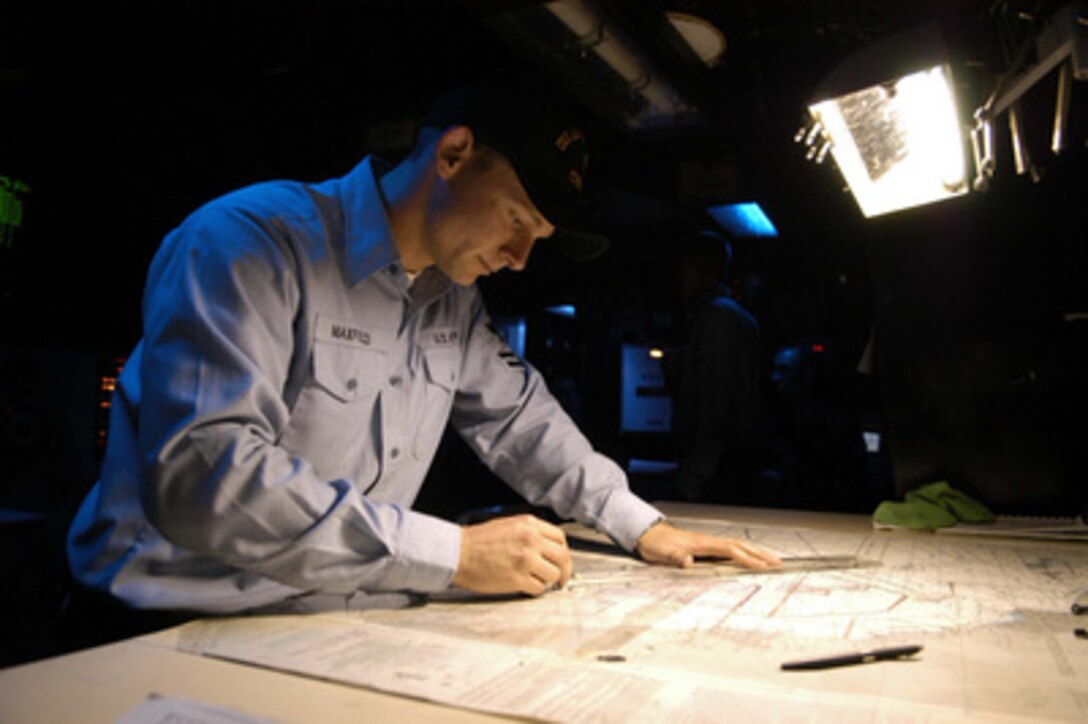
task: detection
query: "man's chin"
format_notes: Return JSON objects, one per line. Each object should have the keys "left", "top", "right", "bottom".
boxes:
{"left": 450, "top": 269, "right": 482, "bottom": 286}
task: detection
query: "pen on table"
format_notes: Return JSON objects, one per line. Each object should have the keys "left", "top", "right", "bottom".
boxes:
{"left": 780, "top": 644, "right": 923, "bottom": 671}
{"left": 1072, "top": 589, "right": 1088, "bottom": 615}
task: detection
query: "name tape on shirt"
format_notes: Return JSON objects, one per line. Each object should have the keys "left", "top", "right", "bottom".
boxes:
{"left": 317, "top": 315, "right": 376, "bottom": 347}
{"left": 425, "top": 328, "right": 461, "bottom": 348}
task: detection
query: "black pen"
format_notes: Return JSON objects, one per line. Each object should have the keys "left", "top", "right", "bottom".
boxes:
{"left": 781, "top": 644, "right": 923, "bottom": 671}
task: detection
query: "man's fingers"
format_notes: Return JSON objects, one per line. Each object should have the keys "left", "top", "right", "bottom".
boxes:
{"left": 697, "top": 537, "right": 781, "bottom": 569}
{"left": 722, "top": 543, "right": 772, "bottom": 569}
{"left": 528, "top": 531, "right": 572, "bottom": 590}
{"left": 533, "top": 518, "right": 569, "bottom": 546}
{"left": 705, "top": 540, "right": 783, "bottom": 566}
{"left": 544, "top": 534, "right": 573, "bottom": 586}
{"left": 720, "top": 539, "right": 782, "bottom": 568}
{"left": 519, "top": 516, "right": 572, "bottom": 587}
{"left": 454, "top": 514, "right": 573, "bottom": 596}
{"left": 745, "top": 543, "right": 782, "bottom": 567}
{"left": 525, "top": 558, "right": 561, "bottom": 595}
{"left": 637, "top": 524, "right": 782, "bottom": 572}
{"left": 518, "top": 544, "right": 570, "bottom": 595}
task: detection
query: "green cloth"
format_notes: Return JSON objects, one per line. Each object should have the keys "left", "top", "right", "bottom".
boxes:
{"left": 873, "top": 499, "right": 958, "bottom": 529}
{"left": 906, "top": 481, "right": 996, "bottom": 524}
{"left": 872, "top": 481, "right": 996, "bottom": 530}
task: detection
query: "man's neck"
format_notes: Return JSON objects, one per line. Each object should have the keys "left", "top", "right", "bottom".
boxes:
{"left": 377, "top": 156, "right": 433, "bottom": 274}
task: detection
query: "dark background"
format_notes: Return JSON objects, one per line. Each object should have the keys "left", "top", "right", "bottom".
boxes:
{"left": 2, "top": 0, "right": 1086, "bottom": 665}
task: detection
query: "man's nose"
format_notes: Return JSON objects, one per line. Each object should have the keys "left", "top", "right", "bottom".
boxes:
{"left": 536, "top": 217, "right": 556, "bottom": 241}
{"left": 502, "top": 234, "right": 536, "bottom": 271}
{"left": 503, "top": 218, "right": 553, "bottom": 271}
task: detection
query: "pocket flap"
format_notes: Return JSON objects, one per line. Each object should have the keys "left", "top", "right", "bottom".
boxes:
{"left": 313, "top": 340, "right": 386, "bottom": 402}
{"left": 423, "top": 348, "right": 459, "bottom": 392}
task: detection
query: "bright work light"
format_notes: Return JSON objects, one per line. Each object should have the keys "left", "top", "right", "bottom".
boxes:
{"left": 808, "top": 63, "right": 969, "bottom": 218}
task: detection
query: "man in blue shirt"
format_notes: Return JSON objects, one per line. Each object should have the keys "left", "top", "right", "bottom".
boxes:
{"left": 66, "top": 81, "right": 779, "bottom": 623}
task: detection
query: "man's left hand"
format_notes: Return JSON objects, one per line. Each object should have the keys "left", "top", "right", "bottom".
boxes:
{"left": 635, "top": 521, "right": 781, "bottom": 570}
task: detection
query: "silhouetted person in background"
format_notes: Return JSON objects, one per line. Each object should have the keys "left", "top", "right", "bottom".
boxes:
{"left": 764, "top": 340, "right": 869, "bottom": 511}
{"left": 666, "top": 230, "right": 769, "bottom": 503}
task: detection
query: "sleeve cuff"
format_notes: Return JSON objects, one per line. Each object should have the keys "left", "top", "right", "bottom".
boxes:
{"left": 595, "top": 490, "right": 665, "bottom": 552}
{"left": 374, "top": 511, "right": 462, "bottom": 593}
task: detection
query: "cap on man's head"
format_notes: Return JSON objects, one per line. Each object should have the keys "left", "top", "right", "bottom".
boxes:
{"left": 424, "top": 80, "right": 609, "bottom": 262}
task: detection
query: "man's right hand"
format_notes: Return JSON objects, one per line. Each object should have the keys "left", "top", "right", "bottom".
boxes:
{"left": 452, "top": 514, "right": 572, "bottom": 596}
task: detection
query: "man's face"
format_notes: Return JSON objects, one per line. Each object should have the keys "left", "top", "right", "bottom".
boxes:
{"left": 771, "top": 347, "right": 802, "bottom": 392}
{"left": 423, "top": 141, "right": 556, "bottom": 286}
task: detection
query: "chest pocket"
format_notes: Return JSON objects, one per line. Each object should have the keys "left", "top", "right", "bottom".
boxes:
{"left": 280, "top": 340, "right": 386, "bottom": 475}
{"left": 411, "top": 347, "right": 460, "bottom": 461}
{"left": 312, "top": 340, "right": 385, "bottom": 402}
{"left": 423, "top": 347, "right": 458, "bottom": 390}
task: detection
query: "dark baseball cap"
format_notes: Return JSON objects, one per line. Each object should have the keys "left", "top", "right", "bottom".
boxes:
{"left": 424, "top": 80, "right": 609, "bottom": 262}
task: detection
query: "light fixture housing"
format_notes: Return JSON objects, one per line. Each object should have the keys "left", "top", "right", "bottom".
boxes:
{"left": 805, "top": 26, "right": 970, "bottom": 218}
{"left": 971, "top": 0, "right": 1088, "bottom": 190}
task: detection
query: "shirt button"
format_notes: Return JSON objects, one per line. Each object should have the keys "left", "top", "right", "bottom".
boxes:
{"left": 346, "top": 378, "right": 357, "bottom": 392}
{"left": 390, "top": 447, "right": 400, "bottom": 459}
{"left": 389, "top": 376, "right": 402, "bottom": 387}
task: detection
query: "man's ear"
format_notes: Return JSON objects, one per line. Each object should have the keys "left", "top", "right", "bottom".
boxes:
{"left": 435, "top": 126, "right": 474, "bottom": 181}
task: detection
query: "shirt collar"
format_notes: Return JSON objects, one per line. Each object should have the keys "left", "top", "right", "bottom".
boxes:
{"left": 321, "top": 156, "right": 402, "bottom": 287}
{"left": 408, "top": 265, "right": 453, "bottom": 307}
{"left": 325, "top": 156, "right": 455, "bottom": 303}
